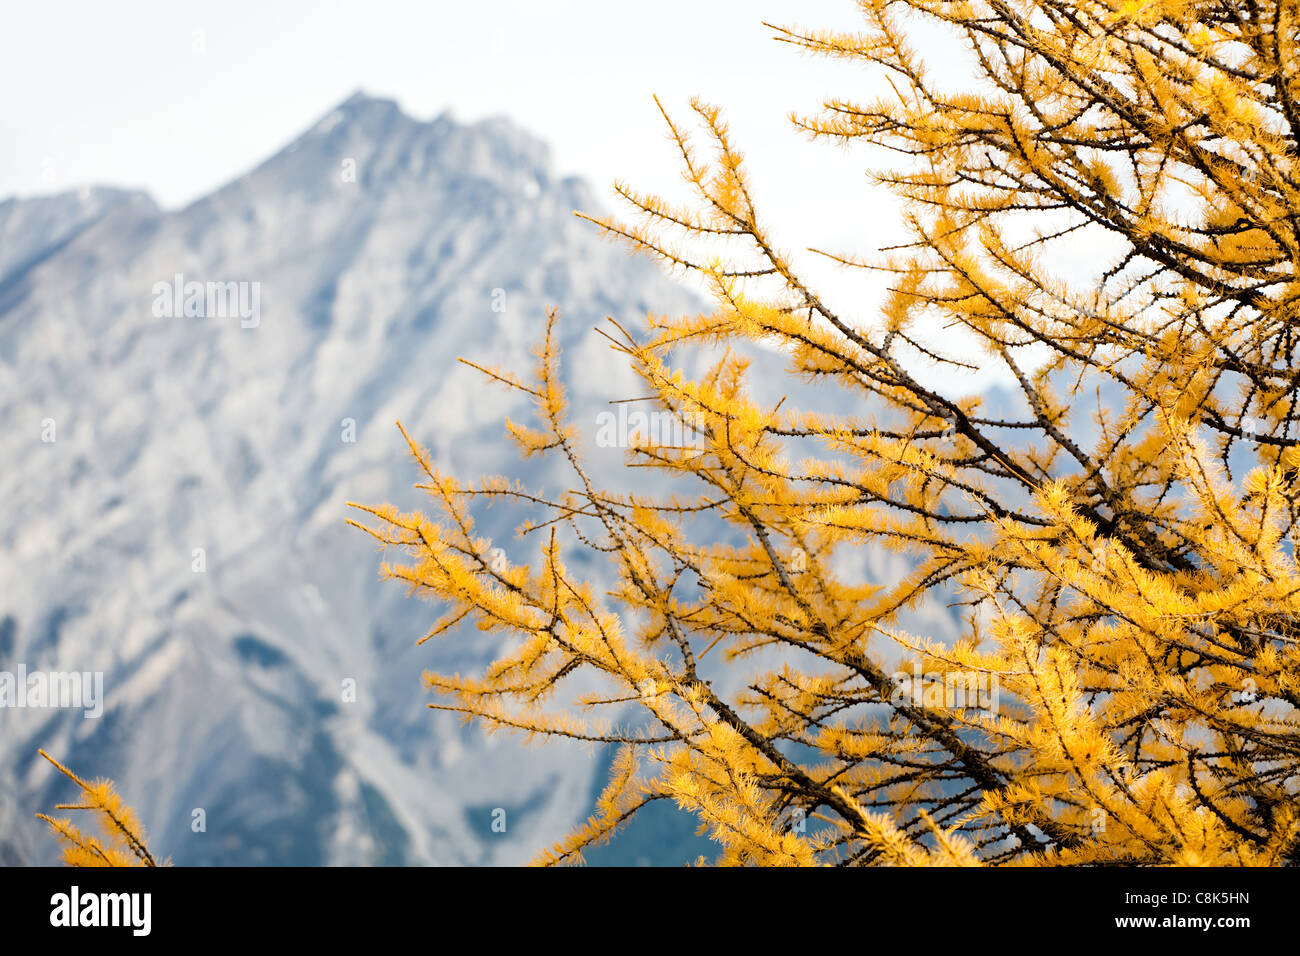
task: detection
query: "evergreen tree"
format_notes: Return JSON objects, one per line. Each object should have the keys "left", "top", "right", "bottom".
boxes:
{"left": 354, "top": 0, "right": 1300, "bottom": 866}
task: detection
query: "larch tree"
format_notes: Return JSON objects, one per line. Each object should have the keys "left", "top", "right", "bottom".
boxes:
{"left": 350, "top": 0, "right": 1300, "bottom": 866}
{"left": 36, "top": 750, "right": 159, "bottom": 867}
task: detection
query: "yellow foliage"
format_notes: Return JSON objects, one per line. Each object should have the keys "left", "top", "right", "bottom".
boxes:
{"left": 36, "top": 750, "right": 160, "bottom": 867}
{"left": 353, "top": 2, "right": 1300, "bottom": 865}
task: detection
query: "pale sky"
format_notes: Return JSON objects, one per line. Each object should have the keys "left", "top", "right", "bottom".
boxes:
{"left": 2, "top": 1, "right": 871, "bottom": 208}
{"left": 0, "top": 0, "right": 1036, "bottom": 389}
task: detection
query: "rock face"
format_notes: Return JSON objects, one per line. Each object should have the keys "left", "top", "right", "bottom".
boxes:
{"left": 0, "top": 92, "right": 958, "bottom": 865}
{"left": 0, "top": 92, "right": 707, "bottom": 865}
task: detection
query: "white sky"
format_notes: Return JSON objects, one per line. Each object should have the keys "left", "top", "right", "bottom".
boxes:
{"left": 1, "top": 0, "right": 1028, "bottom": 390}
{"left": 1, "top": 2, "right": 870, "bottom": 206}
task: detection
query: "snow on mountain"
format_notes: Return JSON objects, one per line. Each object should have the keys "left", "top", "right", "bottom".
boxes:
{"left": 0, "top": 92, "right": 954, "bottom": 865}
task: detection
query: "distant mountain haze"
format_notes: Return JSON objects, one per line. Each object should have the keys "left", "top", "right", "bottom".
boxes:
{"left": 0, "top": 93, "right": 956, "bottom": 865}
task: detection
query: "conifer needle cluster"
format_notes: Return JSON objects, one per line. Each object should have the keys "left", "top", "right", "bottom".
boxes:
{"left": 354, "top": 1, "right": 1300, "bottom": 866}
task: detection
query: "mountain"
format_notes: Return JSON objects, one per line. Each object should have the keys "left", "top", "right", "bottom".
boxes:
{"left": 0, "top": 187, "right": 158, "bottom": 288}
{"left": 0, "top": 92, "right": 957, "bottom": 866}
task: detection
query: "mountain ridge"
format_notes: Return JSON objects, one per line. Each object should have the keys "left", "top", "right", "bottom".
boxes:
{"left": 0, "top": 92, "right": 959, "bottom": 866}
{"left": 0, "top": 92, "right": 706, "bottom": 866}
